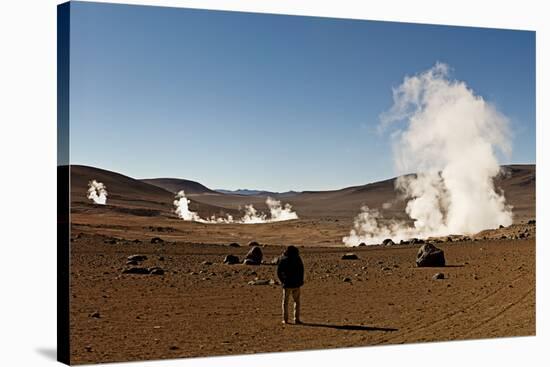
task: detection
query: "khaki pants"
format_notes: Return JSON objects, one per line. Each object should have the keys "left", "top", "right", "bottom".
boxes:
{"left": 282, "top": 287, "right": 301, "bottom": 322}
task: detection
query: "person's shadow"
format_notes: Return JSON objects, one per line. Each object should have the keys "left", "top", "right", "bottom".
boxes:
{"left": 301, "top": 322, "right": 397, "bottom": 332}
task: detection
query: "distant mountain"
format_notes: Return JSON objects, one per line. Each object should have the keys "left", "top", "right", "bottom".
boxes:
{"left": 215, "top": 189, "right": 300, "bottom": 197}
{"left": 70, "top": 164, "right": 535, "bottom": 222}
{"left": 140, "top": 178, "right": 218, "bottom": 195}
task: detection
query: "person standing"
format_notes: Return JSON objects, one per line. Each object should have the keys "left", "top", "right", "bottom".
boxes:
{"left": 277, "top": 245, "right": 304, "bottom": 324}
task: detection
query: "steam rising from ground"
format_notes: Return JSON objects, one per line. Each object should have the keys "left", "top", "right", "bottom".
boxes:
{"left": 173, "top": 190, "right": 298, "bottom": 224}
{"left": 344, "top": 63, "right": 513, "bottom": 246}
{"left": 87, "top": 180, "right": 108, "bottom": 205}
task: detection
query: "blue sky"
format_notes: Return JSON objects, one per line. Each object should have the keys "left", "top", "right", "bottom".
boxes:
{"left": 69, "top": 2, "right": 535, "bottom": 191}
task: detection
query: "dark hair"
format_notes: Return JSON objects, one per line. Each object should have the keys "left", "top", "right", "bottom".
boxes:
{"left": 284, "top": 245, "right": 299, "bottom": 257}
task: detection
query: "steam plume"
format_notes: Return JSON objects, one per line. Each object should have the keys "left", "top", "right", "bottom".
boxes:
{"left": 87, "top": 180, "right": 108, "bottom": 205}
{"left": 173, "top": 190, "right": 202, "bottom": 222}
{"left": 344, "top": 63, "right": 513, "bottom": 246}
{"left": 173, "top": 191, "right": 298, "bottom": 224}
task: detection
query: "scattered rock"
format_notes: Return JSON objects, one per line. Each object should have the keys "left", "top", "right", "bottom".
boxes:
{"left": 341, "top": 253, "right": 359, "bottom": 260}
{"left": 127, "top": 255, "right": 148, "bottom": 262}
{"left": 382, "top": 238, "right": 395, "bottom": 246}
{"left": 158, "top": 256, "right": 165, "bottom": 261}
{"left": 228, "top": 242, "right": 241, "bottom": 247}
{"left": 410, "top": 238, "right": 425, "bottom": 245}
{"left": 244, "top": 246, "right": 263, "bottom": 265}
{"left": 126, "top": 260, "right": 139, "bottom": 266}
{"left": 104, "top": 238, "right": 118, "bottom": 244}
{"left": 150, "top": 237, "right": 164, "bottom": 244}
{"left": 149, "top": 267, "right": 165, "bottom": 275}
{"left": 358, "top": 242, "right": 367, "bottom": 247}
{"left": 528, "top": 219, "right": 536, "bottom": 225}
{"left": 223, "top": 255, "right": 240, "bottom": 265}
{"left": 122, "top": 267, "right": 150, "bottom": 275}
{"left": 201, "top": 261, "right": 213, "bottom": 266}
{"left": 248, "top": 241, "right": 260, "bottom": 247}
{"left": 432, "top": 272, "right": 445, "bottom": 280}
{"left": 132, "top": 239, "right": 141, "bottom": 243}
{"left": 382, "top": 267, "right": 391, "bottom": 271}
{"left": 446, "top": 237, "right": 453, "bottom": 242}
{"left": 499, "top": 224, "right": 505, "bottom": 229}
{"left": 122, "top": 266, "right": 164, "bottom": 275}
{"left": 169, "top": 346, "right": 179, "bottom": 351}
{"left": 416, "top": 243, "right": 446, "bottom": 267}
{"left": 89, "top": 311, "right": 101, "bottom": 318}
{"left": 343, "top": 277, "right": 352, "bottom": 283}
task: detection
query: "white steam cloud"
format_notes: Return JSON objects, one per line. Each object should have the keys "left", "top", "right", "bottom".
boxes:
{"left": 87, "top": 180, "right": 108, "bottom": 205}
{"left": 344, "top": 63, "right": 513, "bottom": 246}
{"left": 173, "top": 190, "right": 298, "bottom": 224}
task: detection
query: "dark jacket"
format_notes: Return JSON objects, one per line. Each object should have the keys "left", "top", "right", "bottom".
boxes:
{"left": 277, "top": 247, "right": 304, "bottom": 288}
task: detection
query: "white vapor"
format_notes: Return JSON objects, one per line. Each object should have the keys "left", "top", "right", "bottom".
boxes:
{"left": 87, "top": 180, "right": 108, "bottom": 205}
{"left": 344, "top": 62, "right": 513, "bottom": 246}
{"left": 173, "top": 190, "right": 202, "bottom": 222}
{"left": 173, "top": 191, "right": 298, "bottom": 224}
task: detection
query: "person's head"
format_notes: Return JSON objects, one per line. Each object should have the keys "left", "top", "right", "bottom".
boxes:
{"left": 284, "top": 245, "right": 299, "bottom": 257}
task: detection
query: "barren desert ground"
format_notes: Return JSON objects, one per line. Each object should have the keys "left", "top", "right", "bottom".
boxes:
{"left": 67, "top": 165, "right": 536, "bottom": 364}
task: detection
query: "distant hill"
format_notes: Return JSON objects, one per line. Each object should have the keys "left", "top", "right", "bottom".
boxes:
{"left": 141, "top": 178, "right": 217, "bottom": 195}
{"left": 215, "top": 189, "right": 300, "bottom": 197}
{"left": 70, "top": 165, "right": 238, "bottom": 218}
{"left": 70, "top": 164, "right": 535, "bottom": 222}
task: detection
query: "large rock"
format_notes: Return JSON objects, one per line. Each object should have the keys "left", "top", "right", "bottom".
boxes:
{"left": 244, "top": 246, "right": 263, "bottom": 265}
{"left": 122, "top": 267, "right": 150, "bottom": 275}
{"left": 341, "top": 253, "right": 359, "bottom": 260}
{"left": 127, "top": 254, "right": 147, "bottom": 262}
{"left": 223, "top": 255, "right": 240, "bottom": 265}
{"left": 382, "top": 238, "right": 395, "bottom": 246}
{"left": 416, "top": 243, "right": 446, "bottom": 267}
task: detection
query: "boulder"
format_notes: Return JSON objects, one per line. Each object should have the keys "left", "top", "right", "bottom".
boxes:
{"left": 358, "top": 242, "right": 367, "bottom": 247}
{"left": 122, "top": 267, "right": 150, "bottom": 275}
{"left": 410, "top": 238, "right": 425, "bottom": 246}
{"left": 149, "top": 267, "right": 165, "bottom": 275}
{"left": 127, "top": 254, "right": 148, "bottom": 262}
{"left": 341, "top": 253, "right": 359, "bottom": 260}
{"left": 382, "top": 238, "right": 395, "bottom": 246}
{"left": 244, "top": 246, "right": 263, "bottom": 265}
{"left": 248, "top": 241, "right": 260, "bottom": 247}
{"left": 416, "top": 243, "right": 446, "bottom": 267}
{"left": 243, "top": 258, "right": 259, "bottom": 266}
{"left": 223, "top": 255, "right": 240, "bottom": 265}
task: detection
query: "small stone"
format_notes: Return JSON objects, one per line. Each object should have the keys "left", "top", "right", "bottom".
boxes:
{"left": 223, "top": 255, "right": 240, "bottom": 265}
{"left": 341, "top": 253, "right": 359, "bottom": 260}
{"left": 343, "top": 277, "right": 352, "bottom": 282}
{"left": 128, "top": 255, "right": 147, "bottom": 262}
{"left": 432, "top": 272, "right": 445, "bottom": 280}
{"left": 151, "top": 237, "right": 164, "bottom": 244}
{"left": 228, "top": 242, "right": 241, "bottom": 247}
{"left": 149, "top": 267, "right": 165, "bottom": 275}
{"left": 89, "top": 311, "right": 101, "bottom": 318}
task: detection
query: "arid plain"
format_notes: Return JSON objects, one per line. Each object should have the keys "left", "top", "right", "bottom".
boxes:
{"left": 68, "top": 165, "right": 535, "bottom": 364}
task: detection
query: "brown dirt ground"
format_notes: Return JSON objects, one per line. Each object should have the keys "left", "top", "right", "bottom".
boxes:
{"left": 69, "top": 219, "right": 535, "bottom": 364}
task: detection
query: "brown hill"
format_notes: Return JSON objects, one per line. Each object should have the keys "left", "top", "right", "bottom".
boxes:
{"left": 70, "top": 165, "right": 238, "bottom": 218}
{"left": 185, "top": 165, "right": 535, "bottom": 222}
{"left": 140, "top": 178, "right": 217, "bottom": 195}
